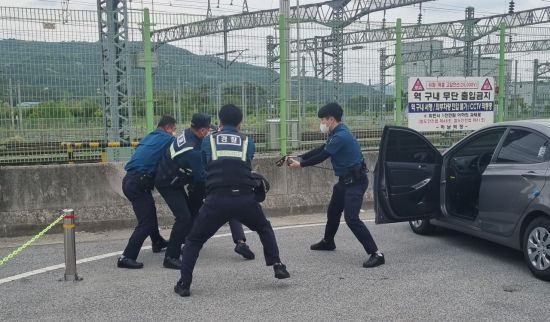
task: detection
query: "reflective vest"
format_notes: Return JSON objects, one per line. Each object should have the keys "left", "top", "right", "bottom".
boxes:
{"left": 205, "top": 131, "right": 256, "bottom": 190}
{"left": 155, "top": 130, "right": 197, "bottom": 188}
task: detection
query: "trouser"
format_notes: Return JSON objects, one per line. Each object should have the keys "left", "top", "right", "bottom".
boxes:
{"left": 156, "top": 186, "right": 193, "bottom": 259}
{"left": 122, "top": 172, "right": 164, "bottom": 260}
{"left": 187, "top": 184, "right": 246, "bottom": 243}
{"left": 323, "top": 178, "right": 378, "bottom": 255}
{"left": 179, "top": 193, "right": 281, "bottom": 288}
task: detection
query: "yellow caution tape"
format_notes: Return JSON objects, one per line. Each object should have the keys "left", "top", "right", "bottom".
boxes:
{"left": 0, "top": 214, "right": 64, "bottom": 267}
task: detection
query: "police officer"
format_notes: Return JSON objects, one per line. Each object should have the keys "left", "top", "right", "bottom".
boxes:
{"left": 155, "top": 113, "right": 255, "bottom": 270}
{"left": 288, "top": 102, "right": 385, "bottom": 268}
{"left": 117, "top": 115, "right": 176, "bottom": 269}
{"left": 174, "top": 104, "right": 290, "bottom": 297}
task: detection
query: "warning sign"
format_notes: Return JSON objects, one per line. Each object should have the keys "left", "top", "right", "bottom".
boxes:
{"left": 412, "top": 78, "right": 425, "bottom": 91}
{"left": 407, "top": 77, "right": 495, "bottom": 132}
{"left": 481, "top": 78, "right": 493, "bottom": 90}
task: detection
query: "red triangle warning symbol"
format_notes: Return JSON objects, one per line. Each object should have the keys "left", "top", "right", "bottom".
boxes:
{"left": 481, "top": 78, "right": 493, "bottom": 90}
{"left": 412, "top": 78, "right": 424, "bottom": 91}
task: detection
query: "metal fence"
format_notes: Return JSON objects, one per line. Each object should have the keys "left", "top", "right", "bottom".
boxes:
{"left": 1, "top": 4, "right": 550, "bottom": 165}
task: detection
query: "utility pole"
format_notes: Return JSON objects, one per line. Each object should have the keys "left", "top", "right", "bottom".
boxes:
{"left": 279, "top": 0, "right": 290, "bottom": 155}
{"left": 533, "top": 59, "right": 539, "bottom": 118}
{"left": 463, "top": 7, "right": 475, "bottom": 77}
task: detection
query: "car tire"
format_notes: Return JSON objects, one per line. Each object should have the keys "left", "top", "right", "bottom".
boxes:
{"left": 409, "top": 219, "right": 436, "bottom": 235}
{"left": 523, "top": 217, "right": 550, "bottom": 281}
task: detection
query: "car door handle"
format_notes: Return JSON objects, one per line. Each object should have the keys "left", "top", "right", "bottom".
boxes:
{"left": 412, "top": 177, "right": 431, "bottom": 190}
{"left": 418, "top": 164, "right": 427, "bottom": 169}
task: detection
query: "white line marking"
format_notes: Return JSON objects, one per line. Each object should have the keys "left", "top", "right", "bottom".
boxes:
{"left": 0, "top": 219, "right": 374, "bottom": 286}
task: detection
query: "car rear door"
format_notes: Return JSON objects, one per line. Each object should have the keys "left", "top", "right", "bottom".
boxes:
{"left": 374, "top": 126, "right": 443, "bottom": 224}
{"left": 478, "top": 127, "right": 549, "bottom": 237}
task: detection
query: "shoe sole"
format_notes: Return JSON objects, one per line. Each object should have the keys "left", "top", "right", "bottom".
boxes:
{"left": 275, "top": 273, "right": 290, "bottom": 279}
{"left": 163, "top": 263, "right": 181, "bottom": 270}
{"left": 310, "top": 247, "right": 336, "bottom": 251}
{"left": 117, "top": 263, "right": 143, "bottom": 269}
{"left": 363, "top": 261, "right": 385, "bottom": 268}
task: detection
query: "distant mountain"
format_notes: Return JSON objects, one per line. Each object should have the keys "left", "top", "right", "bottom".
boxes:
{"left": 0, "top": 39, "right": 389, "bottom": 103}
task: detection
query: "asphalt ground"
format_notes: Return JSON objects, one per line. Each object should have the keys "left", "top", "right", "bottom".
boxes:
{"left": 1, "top": 212, "right": 549, "bottom": 321}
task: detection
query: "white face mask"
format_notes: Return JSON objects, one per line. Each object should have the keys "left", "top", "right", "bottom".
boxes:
{"left": 320, "top": 122, "right": 330, "bottom": 134}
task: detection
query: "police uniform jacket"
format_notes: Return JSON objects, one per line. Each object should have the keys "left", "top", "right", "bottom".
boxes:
{"left": 201, "top": 126, "right": 256, "bottom": 192}
{"left": 155, "top": 128, "right": 206, "bottom": 188}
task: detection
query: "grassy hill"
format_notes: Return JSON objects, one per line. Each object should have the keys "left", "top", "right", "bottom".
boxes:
{"left": 0, "top": 39, "right": 390, "bottom": 105}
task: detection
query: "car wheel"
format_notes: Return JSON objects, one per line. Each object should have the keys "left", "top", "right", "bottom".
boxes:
{"left": 523, "top": 217, "right": 550, "bottom": 281}
{"left": 409, "top": 219, "right": 436, "bottom": 235}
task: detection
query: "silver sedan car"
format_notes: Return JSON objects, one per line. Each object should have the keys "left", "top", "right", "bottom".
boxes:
{"left": 374, "top": 120, "right": 550, "bottom": 281}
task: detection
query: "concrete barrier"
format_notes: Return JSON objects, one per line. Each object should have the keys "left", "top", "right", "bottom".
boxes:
{"left": 0, "top": 152, "right": 378, "bottom": 237}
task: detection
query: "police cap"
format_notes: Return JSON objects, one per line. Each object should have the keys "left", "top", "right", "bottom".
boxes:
{"left": 317, "top": 102, "right": 343, "bottom": 121}
{"left": 190, "top": 113, "right": 212, "bottom": 129}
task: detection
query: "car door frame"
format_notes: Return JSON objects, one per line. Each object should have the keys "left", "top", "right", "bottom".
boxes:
{"left": 375, "top": 126, "right": 443, "bottom": 224}
{"left": 438, "top": 126, "right": 509, "bottom": 224}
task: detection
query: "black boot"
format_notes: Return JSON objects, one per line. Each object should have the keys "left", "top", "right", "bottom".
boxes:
{"left": 163, "top": 257, "right": 182, "bottom": 269}
{"left": 310, "top": 239, "right": 336, "bottom": 251}
{"left": 152, "top": 239, "right": 168, "bottom": 253}
{"left": 117, "top": 256, "right": 144, "bottom": 269}
{"left": 234, "top": 242, "right": 255, "bottom": 260}
{"left": 273, "top": 263, "right": 290, "bottom": 279}
{"left": 363, "top": 253, "right": 385, "bottom": 268}
{"left": 174, "top": 280, "right": 190, "bottom": 297}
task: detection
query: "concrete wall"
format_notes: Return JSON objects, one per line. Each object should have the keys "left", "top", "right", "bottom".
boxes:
{"left": 0, "top": 152, "right": 378, "bottom": 237}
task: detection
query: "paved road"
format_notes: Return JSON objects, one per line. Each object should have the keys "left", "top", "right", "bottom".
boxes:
{"left": 1, "top": 213, "right": 549, "bottom": 321}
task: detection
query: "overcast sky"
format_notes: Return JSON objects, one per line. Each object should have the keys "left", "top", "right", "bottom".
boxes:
{"left": 5, "top": 0, "right": 550, "bottom": 25}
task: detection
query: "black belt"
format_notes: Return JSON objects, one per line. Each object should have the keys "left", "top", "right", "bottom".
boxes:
{"left": 127, "top": 171, "right": 154, "bottom": 189}
{"left": 208, "top": 186, "right": 254, "bottom": 197}
{"left": 339, "top": 163, "right": 368, "bottom": 185}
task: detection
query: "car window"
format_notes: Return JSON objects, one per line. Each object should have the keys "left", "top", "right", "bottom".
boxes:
{"left": 386, "top": 129, "right": 437, "bottom": 163}
{"left": 496, "top": 129, "right": 548, "bottom": 164}
{"left": 452, "top": 129, "right": 506, "bottom": 158}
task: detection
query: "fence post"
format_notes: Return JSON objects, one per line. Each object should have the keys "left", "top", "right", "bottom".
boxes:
{"left": 497, "top": 22, "right": 506, "bottom": 122}
{"left": 143, "top": 8, "right": 155, "bottom": 132}
{"left": 279, "top": 0, "right": 289, "bottom": 156}
{"left": 63, "top": 209, "right": 80, "bottom": 281}
{"left": 395, "top": 18, "right": 403, "bottom": 126}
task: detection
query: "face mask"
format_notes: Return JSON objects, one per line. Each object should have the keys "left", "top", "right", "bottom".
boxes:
{"left": 320, "top": 122, "right": 330, "bottom": 134}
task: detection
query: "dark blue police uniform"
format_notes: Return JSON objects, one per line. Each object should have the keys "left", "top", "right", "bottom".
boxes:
{"left": 179, "top": 126, "right": 281, "bottom": 288}
{"left": 155, "top": 128, "right": 247, "bottom": 260}
{"left": 155, "top": 128, "right": 203, "bottom": 260}
{"left": 302, "top": 123, "right": 378, "bottom": 255}
{"left": 122, "top": 128, "right": 174, "bottom": 260}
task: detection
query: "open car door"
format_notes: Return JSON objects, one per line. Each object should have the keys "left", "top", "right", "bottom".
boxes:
{"left": 374, "top": 126, "right": 443, "bottom": 224}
